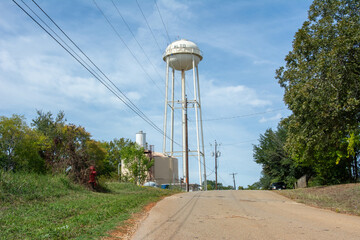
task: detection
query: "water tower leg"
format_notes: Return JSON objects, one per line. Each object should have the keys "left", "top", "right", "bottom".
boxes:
{"left": 181, "top": 69, "right": 187, "bottom": 180}
{"left": 170, "top": 68, "right": 175, "bottom": 156}
{"left": 163, "top": 58, "right": 170, "bottom": 154}
{"left": 193, "top": 57, "right": 202, "bottom": 189}
{"left": 196, "top": 65, "right": 207, "bottom": 191}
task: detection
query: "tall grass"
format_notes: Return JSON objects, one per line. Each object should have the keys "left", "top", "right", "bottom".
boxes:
{"left": 0, "top": 171, "right": 177, "bottom": 239}
{"left": 0, "top": 171, "right": 84, "bottom": 204}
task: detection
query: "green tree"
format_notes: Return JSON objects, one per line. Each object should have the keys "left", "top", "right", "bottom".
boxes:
{"left": 246, "top": 182, "right": 261, "bottom": 190}
{"left": 15, "top": 128, "right": 50, "bottom": 174}
{"left": 102, "top": 138, "right": 153, "bottom": 184}
{"left": 120, "top": 141, "right": 152, "bottom": 184}
{"left": 276, "top": 0, "right": 360, "bottom": 184}
{"left": 32, "top": 110, "right": 106, "bottom": 184}
{"left": 253, "top": 124, "right": 308, "bottom": 188}
{"left": 0, "top": 115, "right": 49, "bottom": 173}
{"left": 86, "top": 140, "right": 108, "bottom": 176}
{"left": 31, "top": 110, "right": 66, "bottom": 166}
{"left": 0, "top": 115, "right": 27, "bottom": 170}
{"left": 205, "top": 180, "right": 224, "bottom": 190}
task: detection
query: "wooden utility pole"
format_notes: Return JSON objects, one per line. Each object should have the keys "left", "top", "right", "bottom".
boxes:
{"left": 185, "top": 97, "right": 189, "bottom": 192}
{"left": 212, "top": 140, "right": 220, "bottom": 190}
{"left": 230, "top": 173, "right": 237, "bottom": 190}
{"left": 215, "top": 140, "right": 218, "bottom": 190}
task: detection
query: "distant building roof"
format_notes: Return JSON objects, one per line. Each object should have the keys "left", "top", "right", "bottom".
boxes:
{"left": 152, "top": 152, "right": 177, "bottom": 159}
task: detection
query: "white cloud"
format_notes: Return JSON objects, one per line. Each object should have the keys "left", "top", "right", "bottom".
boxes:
{"left": 0, "top": 51, "right": 17, "bottom": 71}
{"left": 202, "top": 80, "right": 271, "bottom": 109}
{"left": 259, "top": 113, "right": 282, "bottom": 123}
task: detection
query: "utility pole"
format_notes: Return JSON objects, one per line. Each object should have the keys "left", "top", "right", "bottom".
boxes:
{"left": 211, "top": 140, "right": 221, "bottom": 190}
{"left": 215, "top": 141, "right": 218, "bottom": 190}
{"left": 230, "top": 173, "right": 237, "bottom": 190}
{"left": 185, "top": 96, "right": 189, "bottom": 192}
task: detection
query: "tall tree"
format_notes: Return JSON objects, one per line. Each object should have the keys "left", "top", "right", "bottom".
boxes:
{"left": 276, "top": 0, "right": 360, "bottom": 184}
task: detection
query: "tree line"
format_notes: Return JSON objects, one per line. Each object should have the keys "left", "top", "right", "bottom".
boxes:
{"left": 0, "top": 110, "right": 153, "bottom": 186}
{"left": 253, "top": 0, "right": 360, "bottom": 189}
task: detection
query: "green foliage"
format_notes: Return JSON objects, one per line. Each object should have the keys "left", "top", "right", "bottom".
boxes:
{"left": 102, "top": 138, "right": 154, "bottom": 184}
{"left": 0, "top": 115, "right": 49, "bottom": 173}
{"left": 206, "top": 180, "right": 221, "bottom": 190}
{"left": 0, "top": 114, "right": 28, "bottom": 170}
{"left": 121, "top": 140, "right": 153, "bottom": 185}
{"left": 246, "top": 182, "right": 261, "bottom": 190}
{"left": 275, "top": 0, "right": 360, "bottom": 184}
{"left": 253, "top": 124, "right": 308, "bottom": 188}
{"left": 205, "top": 180, "right": 233, "bottom": 190}
{"left": 0, "top": 110, "right": 153, "bottom": 187}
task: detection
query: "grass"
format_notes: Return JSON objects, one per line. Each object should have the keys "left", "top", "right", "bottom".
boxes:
{"left": 0, "top": 171, "right": 179, "bottom": 239}
{"left": 278, "top": 183, "right": 360, "bottom": 216}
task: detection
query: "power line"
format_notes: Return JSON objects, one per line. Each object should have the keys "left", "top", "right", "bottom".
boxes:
{"left": 31, "top": 0, "right": 162, "bottom": 135}
{"left": 110, "top": 0, "right": 164, "bottom": 86}
{"left": 93, "top": 0, "right": 165, "bottom": 97}
{"left": 13, "top": 0, "right": 180, "bottom": 147}
{"left": 221, "top": 139, "right": 258, "bottom": 146}
{"left": 22, "top": 0, "right": 107, "bottom": 96}
{"left": 202, "top": 108, "right": 286, "bottom": 121}
{"left": 135, "top": 0, "right": 163, "bottom": 54}
{"left": 154, "top": 0, "right": 171, "bottom": 44}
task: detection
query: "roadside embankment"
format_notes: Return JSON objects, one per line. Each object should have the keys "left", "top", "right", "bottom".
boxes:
{"left": 0, "top": 171, "right": 178, "bottom": 239}
{"left": 278, "top": 183, "right": 360, "bottom": 216}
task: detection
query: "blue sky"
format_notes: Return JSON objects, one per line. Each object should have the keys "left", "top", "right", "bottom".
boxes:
{"left": 0, "top": 0, "right": 313, "bottom": 187}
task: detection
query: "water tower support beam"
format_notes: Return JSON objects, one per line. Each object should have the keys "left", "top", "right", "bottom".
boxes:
{"left": 193, "top": 57, "right": 202, "bottom": 188}
{"left": 181, "top": 69, "right": 187, "bottom": 179}
{"left": 170, "top": 68, "right": 175, "bottom": 156}
{"left": 196, "top": 65, "right": 207, "bottom": 191}
{"left": 163, "top": 58, "right": 170, "bottom": 154}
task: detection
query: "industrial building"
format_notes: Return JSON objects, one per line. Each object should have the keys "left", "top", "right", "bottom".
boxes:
{"left": 121, "top": 131, "right": 179, "bottom": 185}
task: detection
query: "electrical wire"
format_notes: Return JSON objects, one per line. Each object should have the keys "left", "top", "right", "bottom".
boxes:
{"left": 93, "top": 0, "right": 165, "bottom": 97}
{"left": 221, "top": 139, "right": 258, "bottom": 146}
{"left": 13, "top": 0, "right": 180, "bottom": 147}
{"left": 154, "top": 0, "right": 171, "bottom": 44}
{"left": 135, "top": 0, "right": 163, "bottom": 54}
{"left": 110, "top": 0, "right": 165, "bottom": 90}
{"left": 202, "top": 108, "right": 286, "bottom": 121}
{"left": 31, "top": 0, "right": 163, "bottom": 135}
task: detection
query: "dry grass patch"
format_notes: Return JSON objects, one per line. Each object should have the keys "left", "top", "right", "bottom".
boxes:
{"left": 278, "top": 183, "right": 360, "bottom": 216}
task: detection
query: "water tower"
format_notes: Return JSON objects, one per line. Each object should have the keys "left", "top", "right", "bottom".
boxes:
{"left": 162, "top": 39, "right": 207, "bottom": 190}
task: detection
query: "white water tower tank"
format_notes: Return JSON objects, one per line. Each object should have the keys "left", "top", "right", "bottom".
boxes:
{"left": 136, "top": 131, "right": 146, "bottom": 149}
{"left": 163, "top": 39, "right": 203, "bottom": 71}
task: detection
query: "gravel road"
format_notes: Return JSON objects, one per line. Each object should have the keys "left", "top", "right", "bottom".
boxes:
{"left": 131, "top": 190, "right": 360, "bottom": 240}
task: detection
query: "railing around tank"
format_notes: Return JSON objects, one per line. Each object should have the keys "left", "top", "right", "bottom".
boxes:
{"left": 163, "top": 47, "right": 203, "bottom": 59}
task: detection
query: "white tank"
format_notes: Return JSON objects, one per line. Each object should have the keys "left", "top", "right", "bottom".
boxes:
{"left": 163, "top": 39, "right": 203, "bottom": 71}
{"left": 136, "top": 131, "right": 146, "bottom": 149}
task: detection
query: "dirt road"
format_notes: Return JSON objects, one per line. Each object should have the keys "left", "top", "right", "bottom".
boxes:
{"left": 132, "top": 190, "right": 360, "bottom": 240}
